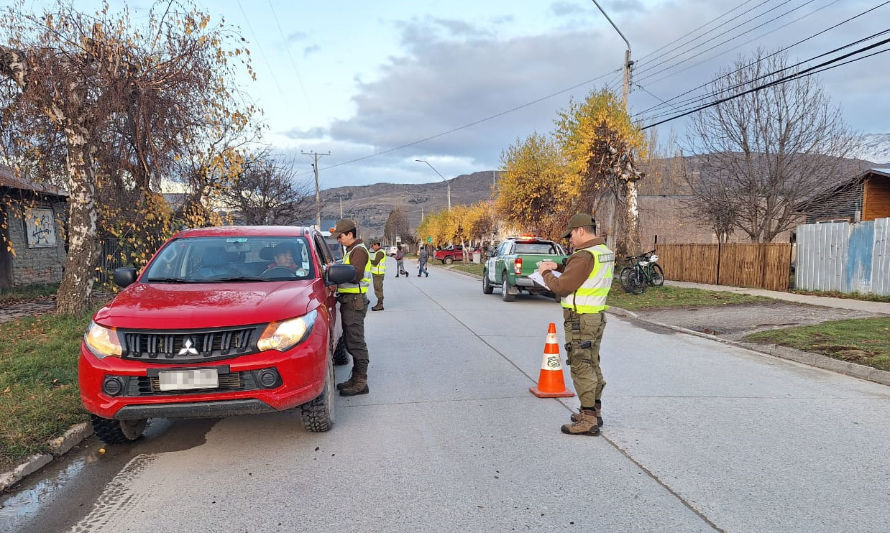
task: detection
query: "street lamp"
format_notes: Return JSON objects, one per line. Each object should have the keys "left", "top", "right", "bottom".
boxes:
{"left": 415, "top": 159, "right": 451, "bottom": 210}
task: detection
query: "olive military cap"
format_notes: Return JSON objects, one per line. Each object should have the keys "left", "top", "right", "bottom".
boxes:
{"left": 329, "top": 219, "right": 357, "bottom": 238}
{"left": 563, "top": 213, "right": 596, "bottom": 238}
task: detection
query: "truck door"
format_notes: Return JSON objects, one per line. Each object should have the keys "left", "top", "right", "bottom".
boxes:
{"left": 492, "top": 241, "right": 509, "bottom": 283}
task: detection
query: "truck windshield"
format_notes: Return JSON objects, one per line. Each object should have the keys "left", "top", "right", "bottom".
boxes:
{"left": 514, "top": 243, "right": 561, "bottom": 254}
{"left": 143, "top": 236, "right": 315, "bottom": 282}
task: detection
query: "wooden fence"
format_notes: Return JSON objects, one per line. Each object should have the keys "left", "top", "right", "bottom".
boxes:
{"left": 655, "top": 243, "right": 792, "bottom": 291}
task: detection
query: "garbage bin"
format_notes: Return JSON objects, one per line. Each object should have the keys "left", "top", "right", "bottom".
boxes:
{"left": 472, "top": 251, "right": 481, "bottom": 263}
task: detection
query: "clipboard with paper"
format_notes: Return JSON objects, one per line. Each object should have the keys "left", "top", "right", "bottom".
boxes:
{"left": 529, "top": 269, "right": 560, "bottom": 290}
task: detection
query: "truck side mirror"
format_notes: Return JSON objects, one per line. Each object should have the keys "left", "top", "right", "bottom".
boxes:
{"left": 325, "top": 263, "right": 355, "bottom": 285}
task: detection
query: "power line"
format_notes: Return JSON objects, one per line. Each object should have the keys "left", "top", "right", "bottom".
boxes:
{"left": 633, "top": 0, "right": 889, "bottom": 120}
{"left": 640, "top": 35, "right": 890, "bottom": 130}
{"left": 266, "top": 0, "right": 312, "bottom": 107}
{"left": 635, "top": 0, "right": 820, "bottom": 81}
{"left": 297, "top": 68, "right": 621, "bottom": 176}
{"left": 236, "top": 0, "right": 288, "bottom": 99}
{"left": 636, "top": 0, "right": 782, "bottom": 71}
{"left": 636, "top": 0, "right": 761, "bottom": 62}
{"left": 639, "top": 27, "right": 890, "bottom": 123}
{"left": 636, "top": 0, "right": 844, "bottom": 89}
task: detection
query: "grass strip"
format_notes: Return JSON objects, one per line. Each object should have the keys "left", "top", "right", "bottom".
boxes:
{"left": 0, "top": 311, "right": 91, "bottom": 471}
{"left": 791, "top": 289, "right": 890, "bottom": 304}
{"left": 744, "top": 317, "right": 890, "bottom": 371}
{"left": 447, "top": 263, "right": 484, "bottom": 277}
{"left": 606, "top": 285, "right": 773, "bottom": 311}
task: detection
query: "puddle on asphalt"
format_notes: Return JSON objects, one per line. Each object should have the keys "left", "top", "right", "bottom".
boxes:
{"left": 0, "top": 418, "right": 219, "bottom": 533}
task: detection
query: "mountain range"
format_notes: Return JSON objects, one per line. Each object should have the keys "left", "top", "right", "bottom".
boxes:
{"left": 320, "top": 138, "right": 890, "bottom": 239}
{"left": 855, "top": 133, "right": 890, "bottom": 165}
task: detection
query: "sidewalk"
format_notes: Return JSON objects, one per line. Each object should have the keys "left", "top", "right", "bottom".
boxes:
{"left": 665, "top": 280, "right": 890, "bottom": 315}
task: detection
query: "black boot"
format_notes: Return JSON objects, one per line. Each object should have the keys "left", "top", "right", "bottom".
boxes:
{"left": 340, "top": 361, "right": 369, "bottom": 396}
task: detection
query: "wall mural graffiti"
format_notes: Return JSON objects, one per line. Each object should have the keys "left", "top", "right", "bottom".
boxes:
{"left": 25, "top": 207, "right": 56, "bottom": 248}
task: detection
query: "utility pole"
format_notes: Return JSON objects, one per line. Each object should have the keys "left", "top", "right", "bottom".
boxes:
{"left": 591, "top": 0, "right": 632, "bottom": 107}
{"left": 339, "top": 196, "right": 343, "bottom": 218}
{"left": 301, "top": 150, "right": 331, "bottom": 229}
{"left": 591, "top": 0, "right": 634, "bottom": 251}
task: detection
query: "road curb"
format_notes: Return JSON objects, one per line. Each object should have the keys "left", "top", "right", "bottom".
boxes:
{"left": 607, "top": 307, "right": 890, "bottom": 387}
{"left": 0, "top": 422, "right": 92, "bottom": 493}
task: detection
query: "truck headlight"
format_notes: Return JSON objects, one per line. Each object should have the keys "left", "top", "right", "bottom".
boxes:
{"left": 257, "top": 310, "right": 317, "bottom": 352}
{"left": 84, "top": 321, "right": 122, "bottom": 359}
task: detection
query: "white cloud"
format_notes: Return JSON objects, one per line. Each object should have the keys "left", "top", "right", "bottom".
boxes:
{"left": 298, "top": 1, "right": 890, "bottom": 188}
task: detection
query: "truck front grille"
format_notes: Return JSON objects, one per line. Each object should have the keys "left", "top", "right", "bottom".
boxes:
{"left": 121, "top": 325, "right": 263, "bottom": 363}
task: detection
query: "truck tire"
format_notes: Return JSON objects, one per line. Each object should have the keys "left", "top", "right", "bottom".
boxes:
{"left": 91, "top": 414, "right": 147, "bottom": 444}
{"left": 333, "top": 336, "right": 349, "bottom": 366}
{"left": 501, "top": 271, "right": 516, "bottom": 302}
{"left": 482, "top": 270, "right": 493, "bottom": 294}
{"left": 301, "top": 354, "right": 335, "bottom": 432}
{"left": 444, "top": 256, "right": 453, "bottom": 264}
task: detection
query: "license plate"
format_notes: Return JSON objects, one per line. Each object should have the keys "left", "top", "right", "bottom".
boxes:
{"left": 158, "top": 369, "right": 219, "bottom": 391}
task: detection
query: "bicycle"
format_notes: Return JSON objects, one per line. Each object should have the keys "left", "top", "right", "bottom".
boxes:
{"left": 618, "top": 250, "right": 664, "bottom": 294}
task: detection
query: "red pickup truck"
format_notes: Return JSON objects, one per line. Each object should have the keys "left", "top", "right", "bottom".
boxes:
{"left": 434, "top": 245, "right": 474, "bottom": 264}
{"left": 79, "top": 225, "right": 355, "bottom": 444}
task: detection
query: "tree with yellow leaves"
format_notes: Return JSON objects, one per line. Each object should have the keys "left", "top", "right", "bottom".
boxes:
{"left": 554, "top": 89, "right": 648, "bottom": 254}
{"left": 495, "top": 132, "right": 578, "bottom": 239}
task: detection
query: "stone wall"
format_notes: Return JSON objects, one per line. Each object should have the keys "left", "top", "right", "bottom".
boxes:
{"left": 6, "top": 200, "right": 68, "bottom": 286}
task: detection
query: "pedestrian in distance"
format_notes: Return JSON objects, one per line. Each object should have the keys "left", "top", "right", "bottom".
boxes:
{"left": 537, "top": 214, "right": 614, "bottom": 436}
{"left": 329, "top": 219, "right": 372, "bottom": 396}
{"left": 418, "top": 246, "right": 429, "bottom": 277}
{"left": 370, "top": 240, "right": 386, "bottom": 311}
{"left": 394, "top": 245, "right": 407, "bottom": 277}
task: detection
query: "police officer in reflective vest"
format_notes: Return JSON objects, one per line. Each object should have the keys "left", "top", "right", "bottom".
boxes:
{"left": 369, "top": 240, "right": 386, "bottom": 311}
{"left": 537, "top": 214, "right": 614, "bottom": 436}
{"left": 330, "top": 219, "right": 372, "bottom": 396}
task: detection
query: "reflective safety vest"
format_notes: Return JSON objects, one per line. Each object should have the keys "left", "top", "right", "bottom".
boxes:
{"left": 339, "top": 243, "right": 371, "bottom": 294}
{"left": 561, "top": 244, "right": 614, "bottom": 314}
{"left": 370, "top": 250, "right": 387, "bottom": 275}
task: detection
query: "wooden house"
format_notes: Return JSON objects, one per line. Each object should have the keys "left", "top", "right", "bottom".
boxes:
{"left": 802, "top": 168, "right": 890, "bottom": 223}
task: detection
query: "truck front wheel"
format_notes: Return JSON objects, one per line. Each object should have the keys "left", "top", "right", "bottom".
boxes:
{"left": 91, "top": 415, "right": 147, "bottom": 444}
{"left": 301, "top": 353, "right": 336, "bottom": 432}
{"left": 444, "top": 256, "right": 453, "bottom": 264}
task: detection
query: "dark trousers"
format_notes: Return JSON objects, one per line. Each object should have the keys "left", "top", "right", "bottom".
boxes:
{"left": 372, "top": 274, "right": 384, "bottom": 303}
{"left": 339, "top": 293, "right": 369, "bottom": 370}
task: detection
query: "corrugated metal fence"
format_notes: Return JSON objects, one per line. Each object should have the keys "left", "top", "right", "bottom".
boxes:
{"left": 656, "top": 243, "right": 792, "bottom": 291}
{"left": 796, "top": 218, "right": 890, "bottom": 296}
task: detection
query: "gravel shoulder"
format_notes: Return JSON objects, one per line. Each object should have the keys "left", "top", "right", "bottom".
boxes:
{"left": 633, "top": 301, "right": 880, "bottom": 341}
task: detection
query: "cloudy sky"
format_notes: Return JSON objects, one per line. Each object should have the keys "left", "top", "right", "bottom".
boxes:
{"left": 68, "top": 0, "right": 890, "bottom": 188}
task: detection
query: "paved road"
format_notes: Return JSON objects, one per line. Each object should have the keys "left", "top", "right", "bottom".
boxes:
{"left": 6, "top": 258, "right": 890, "bottom": 532}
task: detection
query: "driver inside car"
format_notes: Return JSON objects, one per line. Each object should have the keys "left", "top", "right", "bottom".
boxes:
{"left": 267, "top": 242, "right": 298, "bottom": 271}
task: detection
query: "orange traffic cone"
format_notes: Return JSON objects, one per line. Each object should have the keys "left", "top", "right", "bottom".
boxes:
{"left": 529, "top": 322, "right": 575, "bottom": 398}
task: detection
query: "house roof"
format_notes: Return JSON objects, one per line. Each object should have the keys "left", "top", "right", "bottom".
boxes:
{"left": 805, "top": 167, "right": 890, "bottom": 206}
{"left": 0, "top": 166, "right": 67, "bottom": 197}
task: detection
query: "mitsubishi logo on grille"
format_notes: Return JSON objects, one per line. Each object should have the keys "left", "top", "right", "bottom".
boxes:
{"left": 177, "top": 338, "right": 199, "bottom": 356}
